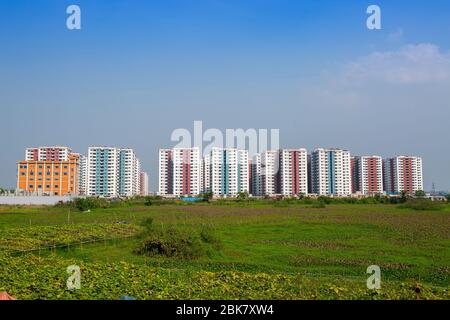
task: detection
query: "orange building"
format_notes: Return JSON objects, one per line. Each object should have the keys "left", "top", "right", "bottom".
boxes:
{"left": 17, "top": 153, "right": 80, "bottom": 196}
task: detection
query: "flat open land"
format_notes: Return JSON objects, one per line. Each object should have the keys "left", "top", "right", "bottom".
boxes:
{"left": 0, "top": 201, "right": 449, "bottom": 299}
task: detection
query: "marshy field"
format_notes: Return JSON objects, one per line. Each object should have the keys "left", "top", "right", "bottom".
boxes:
{"left": 0, "top": 198, "right": 449, "bottom": 300}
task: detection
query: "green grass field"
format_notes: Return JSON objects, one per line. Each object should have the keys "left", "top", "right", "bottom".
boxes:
{"left": 0, "top": 200, "right": 449, "bottom": 300}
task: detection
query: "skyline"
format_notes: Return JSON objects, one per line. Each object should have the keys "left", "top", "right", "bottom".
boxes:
{"left": 1, "top": 0, "right": 450, "bottom": 191}
{"left": 12, "top": 143, "right": 426, "bottom": 195}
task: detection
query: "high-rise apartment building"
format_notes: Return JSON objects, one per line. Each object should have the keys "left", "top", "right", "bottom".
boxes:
{"left": 140, "top": 172, "right": 149, "bottom": 196}
{"left": 87, "top": 147, "right": 141, "bottom": 197}
{"left": 252, "top": 149, "right": 308, "bottom": 196}
{"left": 77, "top": 154, "right": 88, "bottom": 195}
{"left": 158, "top": 148, "right": 200, "bottom": 196}
{"left": 383, "top": 156, "right": 423, "bottom": 195}
{"left": 158, "top": 149, "right": 173, "bottom": 196}
{"left": 351, "top": 156, "right": 383, "bottom": 195}
{"left": 203, "top": 148, "right": 249, "bottom": 197}
{"left": 201, "top": 154, "right": 211, "bottom": 194}
{"left": 26, "top": 146, "right": 72, "bottom": 161}
{"left": 278, "top": 149, "right": 308, "bottom": 196}
{"left": 311, "top": 148, "right": 352, "bottom": 196}
{"left": 252, "top": 150, "right": 278, "bottom": 196}
{"left": 17, "top": 152, "right": 80, "bottom": 196}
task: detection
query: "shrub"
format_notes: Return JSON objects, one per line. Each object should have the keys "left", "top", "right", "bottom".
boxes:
{"left": 144, "top": 197, "right": 153, "bottom": 206}
{"left": 237, "top": 192, "right": 249, "bottom": 200}
{"left": 134, "top": 227, "right": 204, "bottom": 259}
{"left": 414, "top": 190, "right": 426, "bottom": 198}
{"left": 134, "top": 226, "right": 221, "bottom": 259}
{"left": 317, "top": 196, "right": 332, "bottom": 204}
{"left": 68, "top": 197, "right": 109, "bottom": 211}
{"left": 398, "top": 199, "right": 443, "bottom": 211}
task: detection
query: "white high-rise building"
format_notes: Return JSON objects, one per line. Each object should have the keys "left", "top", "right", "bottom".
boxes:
{"left": 26, "top": 146, "right": 72, "bottom": 161}
{"left": 78, "top": 154, "right": 88, "bottom": 195}
{"left": 140, "top": 172, "right": 149, "bottom": 196}
{"left": 252, "top": 150, "right": 279, "bottom": 196}
{"left": 172, "top": 148, "right": 200, "bottom": 196}
{"left": 351, "top": 156, "right": 384, "bottom": 195}
{"left": 158, "top": 149, "right": 173, "bottom": 196}
{"left": 383, "top": 156, "right": 423, "bottom": 195}
{"left": 158, "top": 148, "right": 201, "bottom": 196}
{"left": 201, "top": 154, "right": 211, "bottom": 194}
{"left": 87, "top": 147, "right": 141, "bottom": 197}
{"left": 251, "top": 154, "right": 262, "bottom": 196}
{"left": 204, "top": 148, "right": 249, "bottom": 197}
{"left": 279, "top": 149, "right": 308, "bottom": 196}
{"left": 119, "top": 148, "right": 141, "bottom": 197}
{"left": 252, "top": 149, "right": 308, "bottom": 197}
{"left": 311, "top": 148, "right": 352, "bottom": 196}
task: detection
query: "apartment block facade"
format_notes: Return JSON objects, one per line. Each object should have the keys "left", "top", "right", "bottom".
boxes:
{"left": 25, "top": 146, "right": 72, "bottom": 162}
{"left": 158, "top": 148, "right": 201, "bottom": 196}
{"left": 86, "top": 147, "right": 141, "bottom": 197}
{"left": 351, "top": 156, "right": 384, "bottom": 195}
{"left": 203, "top": 148, "right": 249, "bottom": 197}
{"left": 251, "top": 149, "right": 308, "bottom": 196}
{"left": 17, "top": 153, "right": 80, "bottom": 196}
{"left": 252, "top": 150, "right": 278, "bottom": 196}
{"left": 278, "top": 149, "right": 308, "bottom": 196}
{"left": 158, "top": 149, "right": 173, "bottom": 195}
{"left": 201, "top": 154, "right": 211, "bottom": 195}
{"left": 140, "top": 172, "right": 149, "bottom": 196}
{"left": 311, "top": 148, "right": 352, "bottom": 196}
{"left": 77, "top": 154, "right": 88, "bottom": 195}
{"left": 383, "top": 156, "right": 423, "bottom": 195}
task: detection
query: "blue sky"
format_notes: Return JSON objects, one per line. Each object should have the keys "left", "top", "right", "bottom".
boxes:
{"left": 1, "top": 0, "right": 450, "bottom": 191}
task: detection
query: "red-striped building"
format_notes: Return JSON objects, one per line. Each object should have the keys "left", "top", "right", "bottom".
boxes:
{"left": 352, "top": 156, "right": 384, "bottom": 195}
{"left": 383, "top": 156, "right": 423, "bottom": 195}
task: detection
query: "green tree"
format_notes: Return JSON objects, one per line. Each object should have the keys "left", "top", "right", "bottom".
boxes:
{"left": 415, "top": 190, "right": 426, "bottom": 198}
{"left": 399, "top": 191, "right": 408, "bottom": 203}
{"left": 237, "top": 192, "right": 249, "bottom": 200}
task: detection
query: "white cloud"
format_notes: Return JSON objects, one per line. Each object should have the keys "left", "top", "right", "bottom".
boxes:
{"left": 342, "top": 44, "right": 450, "bottom": 85}
{"left": 298, "top": 43, "right": 450, "bottom": 112}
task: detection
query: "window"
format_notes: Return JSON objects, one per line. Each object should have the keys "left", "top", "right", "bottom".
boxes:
{"left": 54, "top": 185, "right": 59, "bottom": 188}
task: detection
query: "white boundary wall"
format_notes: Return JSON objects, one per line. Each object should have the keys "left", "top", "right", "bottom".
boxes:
{"left": 0, "top": 196, "right": 80, "bottom": 205}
